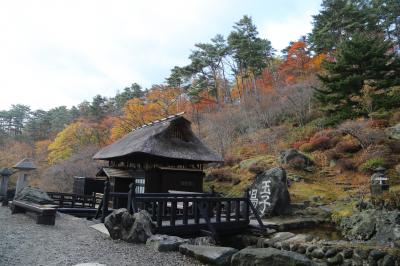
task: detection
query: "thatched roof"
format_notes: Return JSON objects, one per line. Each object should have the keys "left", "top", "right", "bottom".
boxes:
{"left": 93, "top": 114, "right": 223, "bottom": 163}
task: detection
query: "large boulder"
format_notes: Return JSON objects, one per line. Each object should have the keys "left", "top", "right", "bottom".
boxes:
{"left": 146, "top": 234, "right": 189, "bottom": 252}
{"left": 179, "top": 244, "right": 238, "bottom": 266}
{"left": 231, "top": 247, "right": 315, "bottom": 266}
{"left": 340, "top": 209, "right": 400, "bottom": 245}
{"left": 279, "top": 149, "right": 314, "bottom": 171}
{"left": 14, "top": 187, "right": 55, "bottom": 205}
{"left": 249, "top": 167, "right": 291, "bottom": 217}
{"left": 387, "top": 123, "right": 400, "bottom": 140}
{"left": 104, "top": 209, "right": 155, "bottom": 243}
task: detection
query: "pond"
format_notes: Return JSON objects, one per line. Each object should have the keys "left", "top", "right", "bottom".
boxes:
{"left": 288, "top": 223, "right": 344, "bottom": 241}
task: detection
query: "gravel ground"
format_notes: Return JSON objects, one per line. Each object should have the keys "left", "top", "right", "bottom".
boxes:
{"left": 0, "top": 207, "right": 201, "bottom": 266}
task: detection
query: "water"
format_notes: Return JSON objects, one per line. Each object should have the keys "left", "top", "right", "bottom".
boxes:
{"left": 288, "top": 224, "right": 344, "bottom": 241}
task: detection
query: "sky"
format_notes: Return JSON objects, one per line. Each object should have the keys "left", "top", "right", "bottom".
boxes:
{"left": 0, "top": 0, "right": 322, "bottom": 111}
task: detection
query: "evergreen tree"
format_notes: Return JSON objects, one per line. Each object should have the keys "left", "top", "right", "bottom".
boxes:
{"left": 227, "top": 15, "right": 273, "bottom": 99}
{"left": 115, "top": 83, "right": 143, "bottom": 111}
{"left": 309, "top": 0, "right": 381, "bottom": 53}
{"left": 315, "top": 33, "right": 400, "bottom": 116}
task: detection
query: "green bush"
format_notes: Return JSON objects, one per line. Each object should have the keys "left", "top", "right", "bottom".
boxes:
{"left": 360, "top": 158, "right": 385, "bottom": 172}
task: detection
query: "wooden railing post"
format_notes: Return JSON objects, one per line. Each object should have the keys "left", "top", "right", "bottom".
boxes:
{"left": 226, "top": 200, "right": 231, "bottom": 222}
{"left": 243, "top": 188, "right": 249, "bottom": 221}
{"left": 127, "top": 182, "right": 134, "bottom": 214}
{"left": 101, "top": 180, "right": 110, "bottom": 223}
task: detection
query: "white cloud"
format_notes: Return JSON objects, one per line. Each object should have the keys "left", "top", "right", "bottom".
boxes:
{"left": 0, "top": 0, "right": 320, "bottom": 110}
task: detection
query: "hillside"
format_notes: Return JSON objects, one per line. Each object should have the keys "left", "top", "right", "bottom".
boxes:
{"left": 0, "top": 0, "right": 399, "bottom": 221}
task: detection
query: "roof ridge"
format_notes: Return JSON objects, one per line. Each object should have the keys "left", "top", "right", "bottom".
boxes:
{"left": 131, "top": 112, "right": 185, "bottom": 132}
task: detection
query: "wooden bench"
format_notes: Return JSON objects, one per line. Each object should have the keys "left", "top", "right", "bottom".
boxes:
{"left": 10, "top": 200, "right": 57, "bottom": 225}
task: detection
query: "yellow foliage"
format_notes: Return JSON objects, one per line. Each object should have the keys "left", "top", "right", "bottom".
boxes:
{"left": 111, "top": 87, "right": 182, "bottom": 141}
{"left": 47, "top": 121, "right": 106, "bottom": 164}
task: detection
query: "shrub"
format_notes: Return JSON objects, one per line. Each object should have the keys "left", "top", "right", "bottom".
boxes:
{"left": 293, "top": 140, "right": 308, "bottom": 150}
{"left": 335, "top": 140, "right": 362, "bottom": 154}
{"left": 387, "top": 139, "right": 400, "bottom": 154}
{"left": 248, "top": 163, "right": 266, "bottom": 174}
{"left": 205, "top": 168, "right": 233, "bottom": 182}
{"left": 308, "top": 135, "right": 332, "bottom": 150}
{"left": 336, "top": 158, "right": 356, "bottom": 172}
{"left": 358, "top": 145, "right": 392, "bottom": 166}
{"left": 368, "top": 119, "right": 389, "bottom": 128}
{"left": 299, "top": 143, "right": 314, "bottom": 152}
{"left": 326, "top": 149, "right": 341, "bottom": 161}
{"left": 360, "top": 158, "right": 385, "bottom": 173}
{"left": 390, "top": 111, "right": 400, "bottom": 124}
{"left": 224, "top": 155, "right": 241, "bottom": 167}
{"left": 339, "top": 120, "right": 387, "bottom": 149}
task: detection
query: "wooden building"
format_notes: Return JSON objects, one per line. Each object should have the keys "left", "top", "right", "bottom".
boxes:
{"left": 93, "top": 113, "right": 222, "bottom": 200}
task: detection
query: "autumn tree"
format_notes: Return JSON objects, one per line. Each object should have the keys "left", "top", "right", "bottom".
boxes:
{"left": 47, "top": 120, "right": 109, "bottom": 164}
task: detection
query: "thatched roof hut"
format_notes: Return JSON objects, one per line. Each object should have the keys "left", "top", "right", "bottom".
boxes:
{"left": 90, "top": 114, "right": 223, "bottom": 197}
{"left": 93, "top": 113, "right": 222, "bottom": 165}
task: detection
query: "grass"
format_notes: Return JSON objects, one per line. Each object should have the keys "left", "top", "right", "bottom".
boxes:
{"left": 289, "top": 181, "right": 348, "bottom": 204}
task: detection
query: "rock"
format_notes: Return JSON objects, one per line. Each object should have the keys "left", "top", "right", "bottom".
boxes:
{"left": 381, "top": 255, "right": 396, "bottom": 266}
{"left": 311, "top": 248, "right": 325, "bottom": 259}
{"left": 248, "top": 167, "right": 291, "bottom": 217}
{"left": 104, "top": 209, "right": 155, "bottom": 243}
{"left": 179, "top": 244, "right": 237, "bottom": 266}
{"left": 342, "top": 249, "right": 353, "bottom": 259}
{"left": 14, "top": 187, "right": 55, "bottom": 205}
{"left": 146, "top": 234, "right": 189, "bottom": 252}
{"left": 369, "top": 250, "right": 386, "bottom": 261}
{"left": 297, "top": 245, "right": 307, "bottom": 254}
{"left": 190, "top": 236, "right": 216, "bottom": 246}
{"left": 104, "top": 208, "right": 127, "bottom": 239}
{"left": 127, "top": 210, "right": 155, "bottom": 243}
{"left": 306, "top": 246, "right": 316, "bottom": 257}
{"left": 263, "top": 232, "right": 295, "bottom": 247}
{"left": 326, "top": 253, "right": 343, "bottom": 265}
{"left": 340, "top": 209, "right": 400, "bottom": 245}
{"left": 279, "top": 149, "right": 314, "bottom": 171}
{"left": 354, "top": 248, "right": 371, "bottom": 260}
{"left": 231, "top": 247, "right": 314, "bottom": 266}
{"left": 325, "top": 248, "right": 338, "bottom": 258}
{"left": 387, "top": 123, "right": 400, "bottom": 140}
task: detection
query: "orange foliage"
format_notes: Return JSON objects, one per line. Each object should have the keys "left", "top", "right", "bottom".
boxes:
{"left": 111, "top": 86, "right": 184, "bottom": 141}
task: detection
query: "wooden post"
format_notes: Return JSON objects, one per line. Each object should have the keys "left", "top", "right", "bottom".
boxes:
{"left": 131, "top": 182, "right": 137, "bottom": 213}
{"left": 101, "top": 180, "right": 110, "bottom": 223}
{"left": 243, "top": 188, "right": 249, "bottom": 221}
{"left": 183, "top": 200, "right": 188, "bottom": 225}
{"left": 235, "top": 199, "right": 240, "bottom": 222}
{"left": 157, "top": 200, "right": 163, "bottom": 227}
{"left": 171, "top": 200, "right": 177, "bottom": 226}
{"left": 127, "top": 183, "right": 133, "bottom": 214}
{"left": 216, "top": 201, "right": 221, "bottom": 223}
{"left": 226, "top": 200, "right": 231, "bottom": 222}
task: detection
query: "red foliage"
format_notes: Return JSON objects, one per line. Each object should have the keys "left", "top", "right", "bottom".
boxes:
{"left": 308, "top": 135, "right": 332, "bottom": 150}
{"left": 368, "top": 119, "right": 389, "bottom": 128}
{"left": 293, "top": 140, "right": 308, "bottom": 150}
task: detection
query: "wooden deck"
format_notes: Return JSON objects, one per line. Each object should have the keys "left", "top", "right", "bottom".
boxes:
{"left": 49, "top": 182, "right": 264, "bottom": 238}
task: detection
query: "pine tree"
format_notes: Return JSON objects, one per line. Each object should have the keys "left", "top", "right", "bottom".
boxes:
{"left": 315, "top": 33, "right": 400, "bottom": 116}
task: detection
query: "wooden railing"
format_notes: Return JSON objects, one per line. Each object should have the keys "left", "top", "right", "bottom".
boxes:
{"left": 95, "top": 181, "right": 264, "bottom": 238}
{"left": 47, "top": 192, "right": 102, "bottom": 209}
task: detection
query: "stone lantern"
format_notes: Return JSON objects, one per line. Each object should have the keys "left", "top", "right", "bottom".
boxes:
{"left": 0, "top": 167, "right": 14, "bottom": 206}
{"left": 370, "top": 166, "right": 389, "bottom": 206}
{"left": 13, "top": 158, "right": 37, "bottom": 196}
